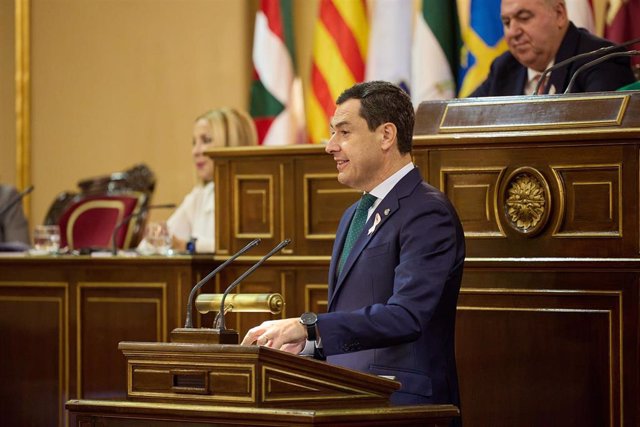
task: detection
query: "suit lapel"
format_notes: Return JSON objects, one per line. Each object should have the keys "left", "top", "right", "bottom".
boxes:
{"left": 328, "top": 168, "right": 422, "bottom": 310}
{"left": 549, "top": 23, "right": 578, "bottom": 93}
{"left": 514, "top": 66, "right": 528, "bottom": 95}
{"left": 328, "top": 203, "right": 356, "bottom": 296}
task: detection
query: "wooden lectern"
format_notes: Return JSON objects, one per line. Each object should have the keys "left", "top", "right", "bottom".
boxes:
{"left": 66, "top": 339, "right": 459, "bottom": 426}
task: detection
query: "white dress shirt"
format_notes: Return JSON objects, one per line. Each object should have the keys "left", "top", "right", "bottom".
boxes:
{"left": 167, "top": 181, "right": 215, "bottom": 253}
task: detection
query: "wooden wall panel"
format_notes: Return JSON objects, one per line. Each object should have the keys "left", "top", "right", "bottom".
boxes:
{"left": 423, "top": 143, "right": 637, "bottom": 258}
{"left": 0, "top": 282, "right": 68, "bottom": 427}
{"left": 212, "top": 147, "right": 359, "bottom": 257}
{"left": 440, "top": 167, "right": 507, "bottom": 237}
{"left": 457, "top": 277, "right": 622, "bottom": 426}
{"left": 235, "top": 175, "right": 274, "bottom": 238}
{"left": 551, "top": 164, "right": 622, "bottom": 236}
{"left": 0, "top": 256, "right": 211, "bottom": 427}
{"left": 77, "top": 282, "right": 167, "bottom": 400}
{"left": 303, "top": 173, "right": 357, "bottom": 238}
{"left": 295, "top": 156, "right": 359, "bottom": 256}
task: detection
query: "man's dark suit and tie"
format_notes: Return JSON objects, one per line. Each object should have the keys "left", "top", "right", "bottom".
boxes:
{"left": 471, "top": 0, "right": 635, "bottom": 97}
{"left": 242, "top": 81, "right": 466, "bottom": 409}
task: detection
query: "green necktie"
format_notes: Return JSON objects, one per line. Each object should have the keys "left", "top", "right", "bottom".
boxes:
{"left": 338, "top": 193, "right": 377, "bottom": 275}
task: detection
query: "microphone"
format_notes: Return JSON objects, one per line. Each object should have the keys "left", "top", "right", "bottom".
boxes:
{"left": 534, "top": 36, "right": 640, "bottom": 95}
{"left": 183, "top": 238, "right": 261, "bottom": 328}
{"left": 564, "top": 50, "right": 640, "bottom": 94}
{"left": 217, "top": 239, "right": 291, "bottom": 331}
{"left": 0, "top": 185, "right": 34, "bottom": 218}
{"left": 110, "top": 202, "right": 176, "bottom": 255}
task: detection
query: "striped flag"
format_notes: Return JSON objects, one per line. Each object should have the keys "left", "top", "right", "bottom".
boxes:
{"left": 411, "top": 0, "right": 462, "bottom": 107}
{"left": 458, "top": 0, "right": 507, "bottom": 97}
{"left": 366, "top": 0, "right": 412, "bottom": 92}
{"left": 307, "top": 0, "right": 368, "bottom": 144}
{"left": 250, "top": 0, "right": 304, "bottom": 145}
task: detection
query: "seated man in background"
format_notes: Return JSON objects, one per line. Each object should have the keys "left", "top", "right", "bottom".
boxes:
{"left": 471, "top": 0, "right": 635, "bottom": 97}
{"left": 0, "top": 184, "right": 30, "bottom": 247}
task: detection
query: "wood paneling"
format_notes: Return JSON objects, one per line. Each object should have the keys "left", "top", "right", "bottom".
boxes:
{"left": 0, "top": 256, "right": 213, "bottom": 426}
{"left": 457, "top": 263, "right": 633, "bottom": 426}
{"left": 213, "top": 146, "right": 360, "bottom": 257}
{"left": 78, "top": 282, "right": 167, "bottom": 399}
{"left": 0, "top": 282, "right": 68, "bottom": 427}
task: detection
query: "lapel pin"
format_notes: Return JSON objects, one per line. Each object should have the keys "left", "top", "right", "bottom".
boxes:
{"left": 384, "top": 208, "right": 390, "bottom": 216}
{"left": 368, "top": 213, "right": 381, "bottom": 235}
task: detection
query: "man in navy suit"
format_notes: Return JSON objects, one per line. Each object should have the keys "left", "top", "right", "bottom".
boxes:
{"left": 471, "top": 0, "right": 635, "bottom": 96}
{"left": 242, "top": 81, "right": 465, "bottom": 408}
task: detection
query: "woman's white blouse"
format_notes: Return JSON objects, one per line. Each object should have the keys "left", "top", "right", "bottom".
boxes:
{"left": 167, "top": 181, "right": 215, "bottom": 253}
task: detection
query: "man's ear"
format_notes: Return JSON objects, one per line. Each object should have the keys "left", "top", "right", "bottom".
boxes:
{"left": 379, "top": 122, "right": 397, "bottom": 151}
{"left": 554, "top": 0, "right": 569, "bottom": 27}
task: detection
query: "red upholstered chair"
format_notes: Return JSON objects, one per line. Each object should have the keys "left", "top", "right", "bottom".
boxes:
{"left": 56, "top": 192, "right": 147, "bottom": 251}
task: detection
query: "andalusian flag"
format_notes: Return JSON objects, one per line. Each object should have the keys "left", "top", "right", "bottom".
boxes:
{"left": 411, "top": 0, "right": 462, "bottom": 107}
{"left": 250, "top": 0, "right": 304, "bottom": 145}
{"left": 366, "top": 0, "right": 412, "bottom": 92}
{"left": 458, "top": 0, "right": 507, "bottom": 97}
{"left": 307, "top": 0, "right": 368, "bottom": 144}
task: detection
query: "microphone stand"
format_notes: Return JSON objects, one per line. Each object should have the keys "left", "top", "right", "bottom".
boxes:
{"left": 170, "top": 239, "right": 290, "bottom": 345}
{"left": 564, "top": 50, "right": 640, "bottom": 94}
{"left": 534, "top": 36, "right": 640, "bottom": 95}
{"left": 217, "top": 239, "right": 291, "bottom": 331}
{"left": 183, "top": 238, "right": 261, "bottom": 328}
{"left": 0, "top": 185, "right": 34, "bottom": 218}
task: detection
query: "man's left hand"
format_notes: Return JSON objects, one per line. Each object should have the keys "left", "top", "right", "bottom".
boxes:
{"left": 240, "top": 318, "right": 307, "bottom": 354}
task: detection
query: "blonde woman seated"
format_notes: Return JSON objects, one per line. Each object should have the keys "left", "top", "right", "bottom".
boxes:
{"left": 141, "top": 108, "right": 257, "bottom": 254}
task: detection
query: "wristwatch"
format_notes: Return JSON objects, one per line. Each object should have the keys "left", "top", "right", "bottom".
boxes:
{"left": 299, "top": 312, "right": 318, "bottom": 341}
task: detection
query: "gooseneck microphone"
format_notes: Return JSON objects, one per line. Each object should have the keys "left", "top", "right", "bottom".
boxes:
{"left": 217, "top": 239, "right": 291, "bottom": 331}
{"left": 534, "top": 36, "right": 640, "bottom": 95}
{"left": 0, "top": 185, "right": 34, "bottom": 218}
{"left": 110, "top": 203, "right": 176, "bottom": 255}
{"left": 564, "top": 50, "right": 640, "bottom": 94}
{"left": 183, "top": 238, "right": 261, "bottom": 328}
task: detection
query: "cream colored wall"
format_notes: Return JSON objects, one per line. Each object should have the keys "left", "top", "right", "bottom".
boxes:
{"left": 29, "top": 0, "right": 253, "bottom": 227}
{"left": 1, "top": 0, "right": 16, "bottom": 185}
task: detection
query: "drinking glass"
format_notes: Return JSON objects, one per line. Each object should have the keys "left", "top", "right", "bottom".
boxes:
{"left": 33, "top": 225, "right": 61, "bottom": 254}
{"left": 143, "top": 221, "right": 171, "bottom": 255}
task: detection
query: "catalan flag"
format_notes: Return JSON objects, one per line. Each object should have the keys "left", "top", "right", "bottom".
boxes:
{"left": 307, "top": 0, "right": 368, "bottom": 144}
{"left": 458, "top": 0, "right": 507, "bottom": 97}
{"left": 250, "top": 0, "right": 305, "bottom": 145}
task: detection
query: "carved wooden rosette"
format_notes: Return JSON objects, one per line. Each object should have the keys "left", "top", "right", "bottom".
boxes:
{"left": 499, "top": 167, "right": 551, "bottom": 237}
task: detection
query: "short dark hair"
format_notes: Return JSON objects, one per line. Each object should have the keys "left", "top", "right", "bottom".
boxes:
{"left": 336, "top": 81, "right": 414, "bottom": 154}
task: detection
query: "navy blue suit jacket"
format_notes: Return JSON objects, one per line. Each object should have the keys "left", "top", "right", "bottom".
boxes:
{"left": 470, "top": 23, "right": 635, "bottom": 97}
{"left": 317, "top": 168, "right": 465, "bottom": 406}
